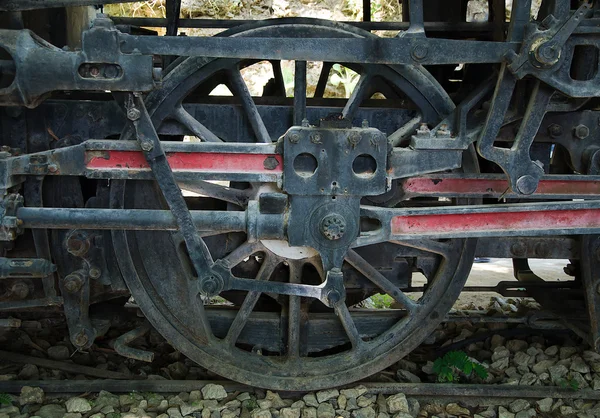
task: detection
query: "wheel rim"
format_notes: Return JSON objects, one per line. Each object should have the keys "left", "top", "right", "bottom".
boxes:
{"left": 113, "top": 18, "right": 476, "bottom": 390}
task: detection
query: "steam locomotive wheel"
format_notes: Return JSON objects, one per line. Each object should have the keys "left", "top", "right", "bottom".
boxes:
{"left": 112, "top": 19, "right": 477, "bottom": 390}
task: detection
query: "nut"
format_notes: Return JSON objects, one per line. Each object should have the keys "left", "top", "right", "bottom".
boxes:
{"left": 574, "top": 124, "right": 590, "bottom": 140}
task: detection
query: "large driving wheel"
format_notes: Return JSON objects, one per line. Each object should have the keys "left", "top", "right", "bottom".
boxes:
{"left": 112, "top": 18, "right": 477, "bottom": 390}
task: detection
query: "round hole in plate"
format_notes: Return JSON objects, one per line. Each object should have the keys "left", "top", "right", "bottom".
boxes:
{"left": 293, "top": 153, "right": 318, "bottom": 177}
{"left": 352, "top": 154, "right": 377, "bottom": 177}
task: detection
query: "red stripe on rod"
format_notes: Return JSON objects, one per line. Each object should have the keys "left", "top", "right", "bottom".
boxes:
{"left": 86, "top": 151, "right": 283, "bottom": 173}
{"left": 403, "top": 177, "right": 600, "bottom": 196}
{"left": 391, "top": 208, "right": 600, "bottom": 235}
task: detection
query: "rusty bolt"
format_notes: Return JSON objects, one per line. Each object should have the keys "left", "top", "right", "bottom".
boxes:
{"left": 67, "top": 232, "right": 90, "bottom": 257}
{"left": 348, "top": 131, "right": 361, "bottom": 147}
{"left": 310, "top": 133, "right": 323, "bottom": 144}
{"left": 289, "top": 133, "right": 300, "bottom": 144}
{"left": 64, "top": 272, "right": 84, "bottom": 293}
{"left": 89, "top": 66, "right": 100, "bottom": 77}
{"left": 534, "top": 41, "right": 561, "bottom": 67}
{"left": 126, "top": 107, "right": 141, "bottom": 121}
{"left": 416, "top": 123, "right": 430, "bottom": 137}
{"left": 547, "top": 124, "right": 563, "bottom": 138}
{"left": 89, "top": 267, "right": 101, "bottom": 280}
{"left": 47, "top": 164, "right": 58, "bottom": 173}
{"left": 140, "top": 140, "right": 154, "bottom": 152}
{"left": 574, "top": 124, "right": 590, "bottom": 139}
{"left": 411, "top": 43, "right": 429, "bottom": 61}
{"left": 510, "top": 241, "right": 527, "bottom": 258}
{"left": 11, "top": 281, "right": 29, "bottom": 300}
{"left": 73, "top": 330, "right": 89, "bottom": 348}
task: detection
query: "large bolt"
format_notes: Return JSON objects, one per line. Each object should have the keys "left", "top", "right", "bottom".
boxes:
{"left": 199, "top": 274, "right": 224, "bottom": 297}
{"left": 547, "top": 124, "right": 563, "bottom": 138}
{"left": 411, "top": 43, "right": 429, "bottom": 61}
{"left": 510, "top": 241, "right": 527, "bottom": 258}
{"left": 320, "top": 214, "right": 347, "bottom": 241}
{"left": 89, "top": 267, "right": 101, "bottom": 280}
{"left": 327, "top": 289, "right": 342, "bottom": 306}
{"left": 533, "top": 41, "right": 561, "bottom": 67}
{"left": 516, "top": 175, "right": 538, "bottom": 195}
{"left": 574, "top": 124, "right": 590, "bottom": 140}
{"left": 289, "top": 133, "right": 300, "bottom": 144}
{"left": 126, "top": 107, "right": 141, "bottom": 121}
{"left": 63, "top": 271, "right": 85, "bottom": 293}
{"left": 73, "top": 330, "right": 89, "bottom": 348}
{"left": 140, "top": 140, "right": 154, "bottom": 152}
{"left": 66, "top": 232, "right": 90, "bottom": 257}
{"left": 310, "top": 133, "right": 323, "bottom": 144}
{"left": 11, "top": 281, "right": 29, "bottom": 300}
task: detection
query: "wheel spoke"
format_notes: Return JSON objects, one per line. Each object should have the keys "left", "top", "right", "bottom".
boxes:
{"left": 334, "top": 302, "right": 362, "bottom": 349}
{"left": 342, "top": 72, "right": 373, "bottom": 120}
{"left": 391, "top": 239, "right": 453, "bottom": 259}
{"left": 225, "top": 256, "right": 278, "bottom": 345}
{"left": 345, "top": 249, "right": 418, "bottom": 313}
{"left": 221, "top": 241, "right": 263, "bottom": 267}
{"left": 179, "top": 180, "right": 250, "bottom": 207}
{"left": 293, "top": 60, "right": 307, "bottom": 126}
{"left": 173, "top": 105, "right": 222, "bottom": 142}
{"left": 314, "top": 62, "right": 332, "bottom": 98}
{"left": 227, "top": 68, "right": 271, "bottom": 143}
{"left": 287, "top": 261, "right": 303, "bottom": 357}
{"left": 270, "top": 60, "right": 286, "bottom": 96}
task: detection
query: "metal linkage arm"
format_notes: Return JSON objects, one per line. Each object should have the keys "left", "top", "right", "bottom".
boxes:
{"left": 476, "top": 76, "right": 553, "bottom": 195}
{"left": 119, "top": 34, "right": 520, "bottom": 66}
{"left": 357, "top": 200, "right": 600, "bottom": 245}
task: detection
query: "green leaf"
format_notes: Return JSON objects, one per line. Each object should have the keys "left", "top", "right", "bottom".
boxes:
{"left": 0, "top": 393, "right": 11, "bottom": 405}
{"left": 463, "top": 361, "right": 473, "bottom": 376}
{"left": 473, "top": 363, "right": 488, "bottom": 379}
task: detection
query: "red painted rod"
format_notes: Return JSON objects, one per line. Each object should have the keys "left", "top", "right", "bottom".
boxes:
{"left": 86, "top": 150, "right": 283, "bottom": 173}
{"left": 392, "top": 208, "right": 600, "bottom": 235}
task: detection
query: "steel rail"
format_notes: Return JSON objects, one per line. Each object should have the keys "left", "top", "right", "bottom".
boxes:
{"left": 1, "top": 379, "right": 599, "bottom": 401}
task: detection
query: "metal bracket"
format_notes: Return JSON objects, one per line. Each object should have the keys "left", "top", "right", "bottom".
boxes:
{"left": 476, "top": 77, "right": 553, "bottom": 195}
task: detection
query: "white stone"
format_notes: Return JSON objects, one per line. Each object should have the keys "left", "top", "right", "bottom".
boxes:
{"left": 65, "top": 397, "right": 92, "bottom": 413}
{"left": 202, "top": 384, "right": 228, "bottom": 400}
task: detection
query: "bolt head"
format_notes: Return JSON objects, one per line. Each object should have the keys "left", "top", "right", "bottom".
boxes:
{"left": 327, "top": 289, "right": 342, "bottom": 306}
{"left": 574, "top": 124, "right": 590, "bottom": 139}
{"left": 199, "top": 274, "right": 223, "bottom": 297}
{"left": 411, "top": 44, "right": 428, "bottom": 60}
{"left": 289, "top": 133, "right": 300, "bottom": 144}
{"left": 516, "top": 175, "right": 538, "bottom": 195}
{"left": 89, "top": 267, "right": 101, "bottom": 279}
{"left": 548, "top": 124, "right": 563, "bottom": 138}
{"left": 140, "top": 141, "right": 154, "bottom": 151}
{"left": 533, "top": 41, "right": 561, "bottom": 66}
{"left": 64, "top": 273, "right": 83, "bottom": 293}
{"left": 127, "top": 108, "right": 141, "bottom": 121}
{"left": 73, "top": 331, "right": 89, "bottom": 348}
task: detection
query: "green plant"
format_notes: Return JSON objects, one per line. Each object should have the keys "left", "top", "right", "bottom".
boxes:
{"left": 433, "top": 350, "right": 488, "bottom": 383}
{"left": 558, "top": 376, "right": 580, "bottom": 391}
{"left": 0, "top": 393, "right": 11, "bottom": 405}
{"left": 370, "top": 293, "right": 394, "bottom": 309}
